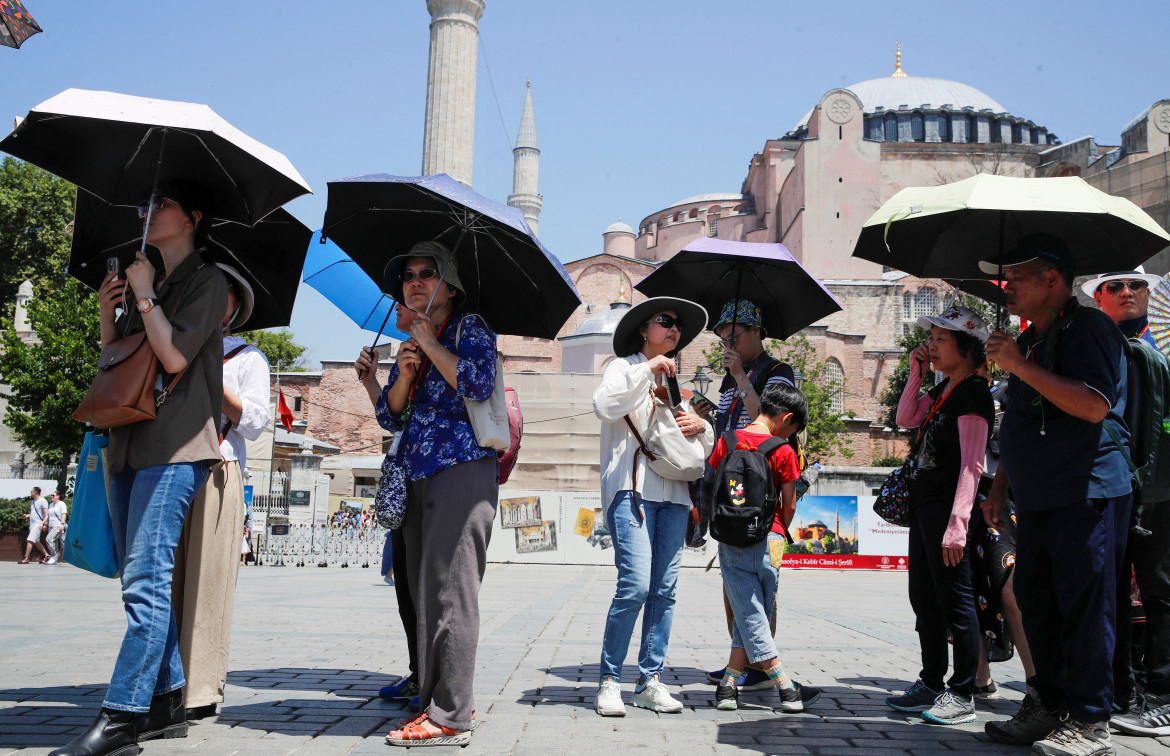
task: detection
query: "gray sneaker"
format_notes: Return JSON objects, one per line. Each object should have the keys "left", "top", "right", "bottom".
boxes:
{"left": 986, "top": 693, "right": 1061, "bottom": 745}
{"left": 779, "top": 681, "right": 821, "bottom": 713}
{"left": 1031, "top": 716, "right": 1112, "bottom": 756}
{"left": 632, "top": 676, "right": 683, "bottom": 713}
{"left": 887, "top": 679, "right": 943, "bottom": 713}
{"left": 595, "top": 678, "right": 625, "bottom": 717}
{"left": 1111, "top": 692, "right": 1170, "bottom": 736}
{"left": 922, "top": 690, "right": 976, "bottom": 725}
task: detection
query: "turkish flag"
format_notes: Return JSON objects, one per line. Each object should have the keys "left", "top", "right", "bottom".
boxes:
{"left": 277, "top": 388, "right": 295, "bottom": 432}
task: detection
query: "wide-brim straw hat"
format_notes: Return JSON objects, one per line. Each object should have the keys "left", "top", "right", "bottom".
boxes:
{"left": 215, "top": 263, "right": 254, "bottom": 329}
{"left": 383, "top": 240, "right": 466, "bottom": 308}
{"left": 612, "top": 296, "right": 708, "bottom": 358}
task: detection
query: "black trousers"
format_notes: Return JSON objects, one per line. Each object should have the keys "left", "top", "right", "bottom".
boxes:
{"left": 1016, "top": 495, "right": 1131, "bottom": 723}
{"left": 1115, "top": 499, "right": 1170, "bottom": 699}
{"left": 907, "top": 499, "right": 980, "bottom": 698}
{"left": 391, "top": 526, "right": 418, "bottom": 680}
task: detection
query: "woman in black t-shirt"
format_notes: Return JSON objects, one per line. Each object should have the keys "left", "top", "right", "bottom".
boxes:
{"left": 885, "top": 305, "right": 994, "bottom": 725}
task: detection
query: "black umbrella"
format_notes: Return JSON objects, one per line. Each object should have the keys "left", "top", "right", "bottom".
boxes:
{"left": 69, "top": 189, "right": 310, "bottom": 332}
{"left": 321, "top": 172, "right": 580, "bottom": 339}
{"left": 0, "top": 0, "right": 41, "bottom": 49}
{"left": 633, "top": 237, "right": 842, "bottom": 340}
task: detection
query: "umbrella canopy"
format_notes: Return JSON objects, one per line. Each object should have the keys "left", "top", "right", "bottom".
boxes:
{"left": 632, "top": 237, "right": 842, "bottom": 340}
{"left": 1147, "top": 277, "right": 1170, "bottom": 354}
{"left": 1, "top": 89, "right": 311, "bottom": 225}
{"left": 0, "top": 0, "right": 40, "bottom": 49}
{"left": 69, "top": 190, "right": 310, "bottom": 331}
{"left": 302, "top": 231, "right": 409, "bottom": 340}
{"left": 321, "top": 173, "right": 581, "bottom": 339}
{"left": 853, "top": 174, "right": 1170, "bottom": 280}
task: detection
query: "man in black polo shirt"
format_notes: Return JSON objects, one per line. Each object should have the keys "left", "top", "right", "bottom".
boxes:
{"left": 981, "top": 233, "right": 1132, "bottom": 756}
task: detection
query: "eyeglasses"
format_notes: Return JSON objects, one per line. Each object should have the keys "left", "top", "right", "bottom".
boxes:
{"left": 399, "top": 267, "right": 440, "bottom": 284}
{"left": 136, "top": 197, "right": 177, "bottom": 218}
{"left": 647, "top": 314, "right": 683, "bottom": 331}
{"left": 1103, "top": 280, "right": 1149, "bottom": 295}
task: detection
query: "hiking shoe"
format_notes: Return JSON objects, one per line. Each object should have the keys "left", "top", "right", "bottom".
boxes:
{"left": 986, "top": 692, "right": 1061, "bottom": 745}
{"left": 706, "top": 667, "right": 746, "bottom": 686}
{"left": 632, "top": 676, "right": 683, "bottom": 713}
{"left": 595, "top": 678, "right": 626, "bottom": 717}
{"left": 1031, "top": 716, "right": 1112, "bottom": 756}
{"left": 974, "top": 681, "right": 1000, "bottom": 699}
{"left": 887, "top": 679, "right": 943, "bottom": 713}
{"left": 1111, "top": 692, "right": 1170, "bottom": 737}
{"left": 922, "top": 690, "right": 976, "bottom": 725}
{"left": 741, "top": 667, "right": 772, "bottom": 691}
{"left": 779, "top": 681, "right": 821, "bottom": 713}
{"left": 378, "top": 675, "right": 418, "bottom": 701}
{"left": 715, "top": 682, "right": 738, "bottom": 711}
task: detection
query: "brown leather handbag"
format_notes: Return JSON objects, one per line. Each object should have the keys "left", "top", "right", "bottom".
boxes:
{"left": 72, "top": 276, "right": 196, "bottom": 429}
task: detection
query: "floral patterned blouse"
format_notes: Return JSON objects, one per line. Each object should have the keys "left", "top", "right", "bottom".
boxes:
{"left": 375, "top": 312, "right": 497, "bottom": 482}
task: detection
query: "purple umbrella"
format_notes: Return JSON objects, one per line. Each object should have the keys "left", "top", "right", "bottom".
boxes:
{"left": 634, "top": 237, "right": 841, "bottom": 340}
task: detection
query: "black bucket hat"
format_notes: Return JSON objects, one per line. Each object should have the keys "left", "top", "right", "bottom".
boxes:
{"left": 611, "top": 296, "right": 708, "bottom": 358}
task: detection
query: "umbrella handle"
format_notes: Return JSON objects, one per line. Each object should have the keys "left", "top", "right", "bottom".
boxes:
{"left": 357, "top": 304, "right": 395, "bottom": 382}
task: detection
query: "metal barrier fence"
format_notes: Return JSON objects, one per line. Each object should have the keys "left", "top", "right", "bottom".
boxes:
{"left": 255, "top": 523, "right": 387, "bottom": 569}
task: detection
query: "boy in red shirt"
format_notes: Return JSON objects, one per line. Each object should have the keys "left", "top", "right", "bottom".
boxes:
{"left": 707, "top": 383, "right": 821, "bottom": 712}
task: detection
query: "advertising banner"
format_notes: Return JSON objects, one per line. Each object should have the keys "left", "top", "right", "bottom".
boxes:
{"left": 781, "top": 495, "right": 909, "bottom": 570}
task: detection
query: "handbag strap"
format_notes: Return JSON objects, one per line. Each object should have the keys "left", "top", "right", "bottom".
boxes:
{"left": 622, "top": 389, "right": 661, "bottom": 523}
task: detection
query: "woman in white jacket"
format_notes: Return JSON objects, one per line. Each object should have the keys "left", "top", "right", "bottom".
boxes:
{"left": 593, "top": 296, "right": 714, "bottom": 716}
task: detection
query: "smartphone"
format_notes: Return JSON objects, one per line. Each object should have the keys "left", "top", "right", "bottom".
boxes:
{"left": 106, "top": 256, "right": 120, "bottom": 280}
{"left": 691, "top": 390, "right": 715, "bottom": 409}
{"left": 665, "top": 376, "right": 682, "bottom": 407}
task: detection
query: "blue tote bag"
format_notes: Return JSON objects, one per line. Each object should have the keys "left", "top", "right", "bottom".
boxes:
{"left": 63, "top": 432, "right": 120, "bottom": 578}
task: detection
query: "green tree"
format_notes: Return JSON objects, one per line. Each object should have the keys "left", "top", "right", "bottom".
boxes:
{"left": 0, "top": 158, "right": 75, "bottom": 305}
{"left": 243, "top": 329, "right": 309, "bottom": 372}
{"left": 771, "top": 334, "right": 855, "bottom": 463}
{"left": 0, "top": 279, "right": 101, "bottom": 491}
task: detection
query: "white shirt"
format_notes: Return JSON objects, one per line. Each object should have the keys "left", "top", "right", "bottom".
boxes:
{"left": 28, "top": 496, "right": 47, "bottom": 526}
{"left": 220, "top": 336, "right": 272, "bottom": 466}
{"left": 46, "top": 501, "right": 67, "bottom": 528}
{"left": 592, "top": 353, "right": 713, "bottom": 512}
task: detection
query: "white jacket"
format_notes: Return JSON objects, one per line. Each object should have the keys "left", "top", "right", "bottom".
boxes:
{"left": 593, "top": 353, "right": 714, "bottom": 512}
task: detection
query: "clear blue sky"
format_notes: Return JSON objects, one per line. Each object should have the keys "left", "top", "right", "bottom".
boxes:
{"left": 4, "top": 0, "right": 1165, "bottom": 366}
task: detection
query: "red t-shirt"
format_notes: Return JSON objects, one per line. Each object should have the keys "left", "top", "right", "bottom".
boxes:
{"left": 708, "top": 428, "right": 800, "bottom": 536}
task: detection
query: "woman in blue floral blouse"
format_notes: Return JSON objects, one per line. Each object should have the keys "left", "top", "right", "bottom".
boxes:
{"left": 356, "top": 240, "right": 497, "bottom": 748}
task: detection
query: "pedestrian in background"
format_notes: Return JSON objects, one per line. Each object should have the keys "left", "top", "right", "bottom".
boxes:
{"left": 18, "top": 486, "right": 48, "bottom": 565}
{"left": 43, "top": 490, "right": 68, "bottom": 565}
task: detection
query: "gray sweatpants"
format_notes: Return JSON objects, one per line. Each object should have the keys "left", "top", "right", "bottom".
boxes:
{"left": 403, "top": 455, "right": 498, "bottom": 731}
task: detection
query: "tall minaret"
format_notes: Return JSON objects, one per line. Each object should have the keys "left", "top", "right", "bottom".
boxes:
{"left": 507, "top": 82, "right": 542, "bottom": 234}
{"left": 421, "top": 0, "right": 485, "bottom": 187}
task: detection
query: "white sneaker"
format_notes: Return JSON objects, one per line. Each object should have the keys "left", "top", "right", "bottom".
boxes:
{"left": 632, "top": 676, "right": 683, "bottom": 713}
{"left": 595, "top": 678, "right": 626, "bottom": 717}
{"left": 44, "top": 557, "right": 58, "bottom": 565}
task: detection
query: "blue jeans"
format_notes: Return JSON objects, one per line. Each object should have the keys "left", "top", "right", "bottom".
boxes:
{"left": 719, "top": 534, "right": 783, "bottom": 664}
{"left": 105, "top": 461, "right": 208, "bottom": 712}
{"left": 599, "top": 491, "right": 689, "bottom": 683}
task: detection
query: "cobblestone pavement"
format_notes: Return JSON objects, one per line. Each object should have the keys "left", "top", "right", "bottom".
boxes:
{"left": 2, "top": 561, "right": 1168, "bottom": 755}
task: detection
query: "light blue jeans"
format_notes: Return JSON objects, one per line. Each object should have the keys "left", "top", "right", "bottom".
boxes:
{"left": 719, "top": 534, "right": 783, "bottom": 663}
{"left": 599, "top": 491, "right": 689, "bottom": 683}
{"left": 105, "top": 461, "right": 208, "bottom": 712}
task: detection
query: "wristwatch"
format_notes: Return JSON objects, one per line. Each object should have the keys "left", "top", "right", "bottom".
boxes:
{"left": 137, "top": 297, "right": 161, "bottom": 314}
{"left": 735, "top": 386, "right": 750, "bottom": 399}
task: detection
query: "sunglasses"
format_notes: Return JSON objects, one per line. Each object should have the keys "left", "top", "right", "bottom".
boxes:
{"left": 399, "top": 267, "right": 440, "bottom": 284}
{"left": 136, "top": 197, "right": 179, "bottom": 219}
{"left": 647, "top": 314, "right": 683, "bottom": 331}
{"left": 1103, "top": 280, "right": 1149, "bottom": 295}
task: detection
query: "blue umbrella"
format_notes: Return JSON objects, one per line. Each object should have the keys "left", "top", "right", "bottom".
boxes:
{"left": 302, "top": 231, "right": 409, "bottom": 342}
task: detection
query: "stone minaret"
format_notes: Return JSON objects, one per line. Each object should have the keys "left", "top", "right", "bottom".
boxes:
{"left": 421, "top": 0, "right": 485, "bottom": 187}
{"left": 507, "top": 82, "right": 542, "bottom": 234}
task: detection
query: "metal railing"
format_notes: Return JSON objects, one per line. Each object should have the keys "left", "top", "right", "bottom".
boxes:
{"left": 0, "top": 463, "right": 64, "bottom": 480}
{"left": 255, "top": 523, "right": 387, "bottom": 569}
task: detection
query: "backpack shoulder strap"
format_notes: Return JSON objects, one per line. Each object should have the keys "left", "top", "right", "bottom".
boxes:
{"left": 722, "top": 428, "right": 741, "bottom": 455}
{"left": 756, "top": 437, "right": 787, "bottom": 457}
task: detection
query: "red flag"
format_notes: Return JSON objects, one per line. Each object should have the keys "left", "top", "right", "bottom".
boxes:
{"left": 277, "top": 388, "right": 295, "bottom": 432}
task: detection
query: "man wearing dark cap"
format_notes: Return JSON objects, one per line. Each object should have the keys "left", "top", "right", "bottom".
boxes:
{"left": 981, "top": 233, "right": 1132, "bottom": 756}
{"left": 1083, "top": 267, "right": 1170, "bottom": 738}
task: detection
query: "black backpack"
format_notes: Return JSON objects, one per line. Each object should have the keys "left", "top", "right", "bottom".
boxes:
{"left": 706, "top": 429, "right": 786, "bottom": 547}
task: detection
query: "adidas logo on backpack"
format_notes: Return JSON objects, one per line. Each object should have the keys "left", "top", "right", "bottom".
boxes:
{"left": 705, "top": 429, "right": 786, "bottom": 547}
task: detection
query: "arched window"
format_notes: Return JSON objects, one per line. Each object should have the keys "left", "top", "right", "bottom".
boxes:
{"left": 884, "top": 115, "right": 898, "bottom": 142}
{"left": 911, "top": 113, "right": 925, "bottom": 142}
{"left": 826, "top": 358, "right": 845, "bottom": 416}
{"left": 937, "top": 113, "right": 949, "bottom": 142}
{"left": 903, "top": 287, "right": 940, "bottom": 333}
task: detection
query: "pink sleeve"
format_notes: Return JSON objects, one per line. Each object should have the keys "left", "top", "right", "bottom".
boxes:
{"left": 943, "top": 415, "right": 989, "bottom": 549}
{"left": 896, "top": 358, "right": 931, "bottom": 428}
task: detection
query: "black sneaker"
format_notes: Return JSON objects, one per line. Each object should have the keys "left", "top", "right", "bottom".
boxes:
{"left": 715, "top": 681, "right": 738, "bottom": 711}
{"left": 986, "top": 693, "right": 1060, "bottom": 745}
{"left": 779, "top": 681, "right": 821, "bottom": 713}
{"left": 887, "top": 679, "right": 942, "bottom": 713}
{"left": 974, "top": 681, "right": 999, "bottom": 699}
{"left": 1111, "top": 692, "right": 1170, "bottom": 737}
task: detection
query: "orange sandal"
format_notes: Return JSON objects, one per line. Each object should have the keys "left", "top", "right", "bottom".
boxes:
{"left": 385, "top": 713, "right": 472, "bottom": 748}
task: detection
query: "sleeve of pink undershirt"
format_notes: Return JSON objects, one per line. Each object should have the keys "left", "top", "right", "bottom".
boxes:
{"left": 896, "top": 357, "right": 932, "bottom": 428}
{"left": 943, "top": 415, "right": 989, "bottom": 549}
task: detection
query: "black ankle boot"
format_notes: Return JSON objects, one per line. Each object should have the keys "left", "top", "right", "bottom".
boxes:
{"left": 136, "top": 688, "right": 188, "bottom": 742}
{"left": 49, "top": 708, "right": 140, "bottom": 756}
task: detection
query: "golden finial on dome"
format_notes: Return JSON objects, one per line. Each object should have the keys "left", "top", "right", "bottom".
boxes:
{"left": 892, "top": 40, "right": 907, "bottom": 78}
{"left": 617, "top": 275, "right": 628, "bottom": 303}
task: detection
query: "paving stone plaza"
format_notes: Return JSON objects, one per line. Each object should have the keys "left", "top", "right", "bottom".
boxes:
{"left": 2, "top": 562, "right": 1168, "bottom": 755}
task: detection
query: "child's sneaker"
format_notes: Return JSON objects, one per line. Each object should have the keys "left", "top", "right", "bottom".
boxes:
{"left": 922, "top": 690, "right": 976, "bottom": 725}
{"left": 887, "top": 678, "right": 943, "bottom": 713}
{"left": 632, "top": 676, "right": 683, "bottom": 713}
{"left": 715, "top": 681, "right": 738, "bottom": 711}
{"left": 595, "top": 678, "right": 625, "bottom": 717}
{"left": 779, "top": 681, "right": 821, "bottom": 713}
